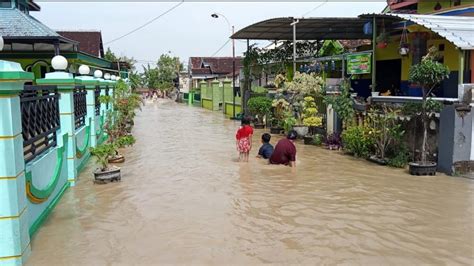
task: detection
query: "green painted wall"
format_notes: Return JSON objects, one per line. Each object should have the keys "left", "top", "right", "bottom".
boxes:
{"left": 202, "top": 99, "right": 213, "bottom": 110}
{"left": 225, "top": 103, "right": 242, "bottom": 117}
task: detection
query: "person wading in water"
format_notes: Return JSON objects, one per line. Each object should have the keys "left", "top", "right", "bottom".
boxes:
{"left": 269, "top": 130, "right": 297, "bottom": 167}
{"left": 235, "top": 116, "right": 254, "bottom": 162}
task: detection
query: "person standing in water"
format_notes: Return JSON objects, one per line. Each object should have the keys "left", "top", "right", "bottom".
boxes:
{"left": 270, "top": 130, "right": 297, "bottom": 167}
{"left": 235, "top": 117, "right": 254, "bottom": 162}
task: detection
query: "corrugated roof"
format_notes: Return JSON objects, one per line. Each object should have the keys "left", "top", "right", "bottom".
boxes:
{"left": 384, "top": 14, "right": 474, "bottom": 50}
{"left": 0, "top": 8, "right": 59, "bottom": 38}
{"left": 231, "top": 17, "right": 374, "bottom": 40}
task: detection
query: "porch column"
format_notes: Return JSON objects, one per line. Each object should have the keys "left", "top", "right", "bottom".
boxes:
{"left": 0, "top": 60, "right": 33, "bottom": 264}
{"left": 37, "top": 64, "right": 81, "bottom": 186}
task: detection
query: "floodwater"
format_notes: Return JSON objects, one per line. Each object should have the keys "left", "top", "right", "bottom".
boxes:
{"left": 28, "top": 100, "right": 474, "bottom": 265}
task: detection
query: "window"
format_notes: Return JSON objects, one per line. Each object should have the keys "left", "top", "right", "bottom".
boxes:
{"left": 0, "top": 0, "right": 12, "bottom": 8}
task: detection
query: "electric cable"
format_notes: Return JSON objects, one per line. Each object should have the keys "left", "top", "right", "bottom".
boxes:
{"left": 105, "top": 0, "right": 184, "bottom": 45}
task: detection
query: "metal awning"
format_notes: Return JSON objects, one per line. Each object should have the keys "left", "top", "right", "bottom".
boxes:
{"left": 377, "top": 14, "right": 474, "bottom": 50}
{"left": 231, "top": 17, "right": 378, "bottom": 40}
{"left": 232, "top": 14, "right": 474, "bottom": 50}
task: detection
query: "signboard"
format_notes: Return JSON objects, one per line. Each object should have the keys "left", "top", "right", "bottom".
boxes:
{"left": 346, "top": 53, "right": 371, "bottom": 75}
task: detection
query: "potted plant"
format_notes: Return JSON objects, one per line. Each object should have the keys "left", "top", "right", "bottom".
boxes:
{"left": 270, "top": 98, "right": 289, "bottom": 134}
{"left": 247, "top": 96, "right": 272, "bottom": 129}
{"left": 90, "top": 143, "right": 121, "bottom": 183}
{"left": 376, "top": 32, "right": 389, "bottom": 49}
{"left": 326, "top": 132, "right": 342, "bottom": 150}
{"left": 282, "top": 111, "right": 296, "bottom": 135}
{"left": 285, "top": 72, "right": 324, "bottom": 138}
{"left": 407, "top": 48, "right": 450, "bottom": 175}
{"left": 100, "top": 81, "right": 141, "bottom": 163}
{"left": 108, "top": 135, "right": 136, "bottom": 163}
{"left": 301, "top": 96, "right": 323, "bottom": 144}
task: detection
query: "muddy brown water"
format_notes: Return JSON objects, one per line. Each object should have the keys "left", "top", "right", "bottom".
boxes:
{"left": 27, "top": 100, "right": 474, "bottom": 265}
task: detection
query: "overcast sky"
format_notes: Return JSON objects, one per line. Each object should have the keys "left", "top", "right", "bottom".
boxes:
{"left": 33, "top": 1, "right": 387, "bottom": 68}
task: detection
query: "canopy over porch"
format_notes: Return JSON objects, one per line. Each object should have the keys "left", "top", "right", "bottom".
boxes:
{"left": 231, "top": 14, "right": 474, "bottom": 51}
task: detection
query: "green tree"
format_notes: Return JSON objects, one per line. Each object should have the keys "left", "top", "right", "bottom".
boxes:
{"left": 104, "top": 47, "right": 137, "bottom": 71}
{"left": 141, "top": 54, "right": 181, "bottom": 93}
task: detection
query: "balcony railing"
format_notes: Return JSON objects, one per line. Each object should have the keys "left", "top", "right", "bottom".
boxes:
{"left": 74, "top": 86, "right": 87, "bottom": 129}
{"left": 20, "top": 85, "right": 60, "bottom": 163}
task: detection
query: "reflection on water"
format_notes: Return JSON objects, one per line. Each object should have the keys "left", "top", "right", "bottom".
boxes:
{"left": 28, "top": 100, "right": 474, "bottom": 265}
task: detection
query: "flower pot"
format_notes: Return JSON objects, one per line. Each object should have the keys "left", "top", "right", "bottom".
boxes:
{"left": 292, "top": 126, "right": 308, "bottom": 138}
{"left": 377, "top": 42, "right": 388, "bottom": 49}
{"left": 399, "top": 47, "right": 410, "bottom": 56}
{"left": 327, "top": 144, "right": 340, "bottom": 150}
{"left": 108, "top": 154, "right": 125, "bottom": 164}
{"left": 94, "top": 166, "right": 121, "bottom": 183}
{"left": 409, "top": 162, "right": 437, "bottom": 176}
{"left": 270, "top": 127, "right": 283, "bottom": 134}
{"left": 371, "top": 92, "right": 380, "bottom": 97}
{"left": 313, "top": 126, "right": 326, "bottom": 136}
{"left": 367, "top": 155, "right": 388, "bottom": 165}
{"left": 303, "top": 136, "right": 314, "bottom": 145}
{"left": 254, "top": 123, "right": 265, "bottom": 129}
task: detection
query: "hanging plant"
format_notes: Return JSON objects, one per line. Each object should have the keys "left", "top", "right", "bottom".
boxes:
{"left": 399, "top": 22, "right": 410, "bottom": 56}
{"left": 376, "top": 19, "right": 389, "bottom": 49}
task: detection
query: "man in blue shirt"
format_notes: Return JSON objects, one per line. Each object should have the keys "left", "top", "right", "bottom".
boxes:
{"left": 257, "top": 133, "right": 274, "bottom": 159}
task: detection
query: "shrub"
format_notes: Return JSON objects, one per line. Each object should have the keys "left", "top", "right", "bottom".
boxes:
{"left": 312, "top": 134, "right": 324, "bottom": 146}
{"left": 387, "top": 146, "right": 410, "bottom": 168}
{"left": 341, "top": 125, "right": 374, "bottom": 158}
{"left": 247, "top": 96, "right": 272, "bottom": 123}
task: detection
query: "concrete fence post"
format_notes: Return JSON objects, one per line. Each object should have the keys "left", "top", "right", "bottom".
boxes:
{"left": 37, "top": 72, "right": 81, "bottom": 186}
{"left": 77, "top": 76, "right": 99, "bottom": 148}
{"left": 0, "top": 60, "right": 34, "bottom": 265}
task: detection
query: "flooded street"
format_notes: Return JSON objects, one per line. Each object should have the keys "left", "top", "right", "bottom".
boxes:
{"left": 28, "top": 100, "right": 474, "bottom": 265}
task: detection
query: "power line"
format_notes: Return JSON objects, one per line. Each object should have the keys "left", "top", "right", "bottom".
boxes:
{"left": 301, "top": 0, "right": 328, "bottom": 17}
{"left": 104, "top": 0, "right": 184, "bottom": 45}
{"left": 211, "top": 39, "right": 231, "bottom": 57}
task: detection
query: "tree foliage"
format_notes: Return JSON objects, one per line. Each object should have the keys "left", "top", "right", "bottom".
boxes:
{"left": 104, "top": 47, "right": 137, "bottom": 71}
{"left": 142, "top": 54, "right": 181, "bottom": 92}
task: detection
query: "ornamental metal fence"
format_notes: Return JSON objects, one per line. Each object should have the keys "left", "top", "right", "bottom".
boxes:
{"left": 105, "top": 86, "right": 110, "bottom": 109}
{"left": 73, "top": 86, "right": 87, "bottom": 129}
{"left": 20, "top": 85, "right": 60, "bottom": 163}
{"left": 94, "top": 85, "right": 101, "bottom": 116}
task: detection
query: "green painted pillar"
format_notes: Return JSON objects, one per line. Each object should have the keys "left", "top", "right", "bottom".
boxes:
{"left": 222, "top": 79, "right": 232, "bottom": 115}
{"left": 211, "top": 80, "right": 221, "bottom": 111}
{"left": 76, "top": 75, "right": 99, "bottom": 148}
{"left": 0, "top": 60, "right": 34, "bottom": 265}
{"left": 37, "top": 71, "right": 81, "bottom": 186}
{"left": 199, "top": 81, "right": 208, "bottom": 108}
{"left": 96, "top": 78, "right": 107, "bottom": 116}
{"left": 188, "top": 91, "right": 193, "bottom": 105}
{"left": 106, "top": 80, "right": 116, "bottom": 112}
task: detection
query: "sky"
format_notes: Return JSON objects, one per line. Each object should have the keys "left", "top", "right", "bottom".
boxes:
{"left": 32, "top": 1, "right": 387, "bottom": 69}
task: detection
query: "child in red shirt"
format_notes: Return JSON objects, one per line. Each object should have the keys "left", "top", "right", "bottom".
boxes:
{"left": 235, "top": 116, "right": 254, "bottom": 162}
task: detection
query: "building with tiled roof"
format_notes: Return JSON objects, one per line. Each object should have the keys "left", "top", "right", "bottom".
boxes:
{"left": 57, "top": 31, "right": 105, "bottom": 58}
{"left": 188, "top": 56, "right": 242, "bottom": 88}
{"left": 0, "top": 0, "right": 128, "bottom": 80}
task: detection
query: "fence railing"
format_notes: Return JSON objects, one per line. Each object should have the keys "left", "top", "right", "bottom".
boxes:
{"left": 20, "top": 85, "right": 60, "bottom": 163}
{"left": 74, "top": 86, "right": 87, "bottom": 129}
{"left": 94, "top": 85, "right": 101, "bottom": 116}
{"left": 105, "top": 86, "right": 110, "bottom": 109}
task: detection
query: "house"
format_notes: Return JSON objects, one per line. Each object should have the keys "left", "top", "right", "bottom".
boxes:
{"left": 188, "top": 56, "right": 242, "bottom": 88}
{"left": 386, "top": 0, "right": 474, "bottom": 15}
{"left": 57, "top": 30, "right": 105, "bottom": 58}
{"left": 0, "top": 1, "right": 120, "bottom": 80}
